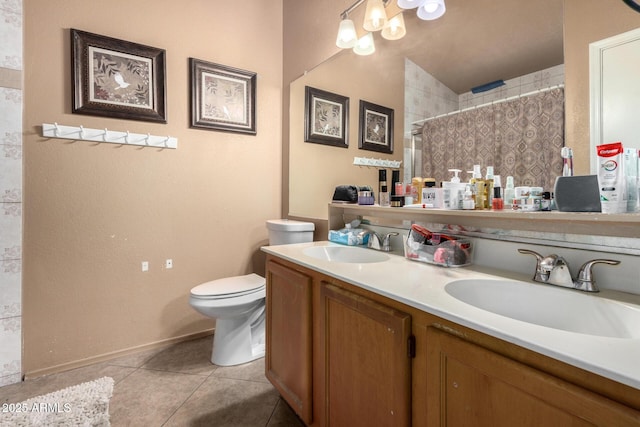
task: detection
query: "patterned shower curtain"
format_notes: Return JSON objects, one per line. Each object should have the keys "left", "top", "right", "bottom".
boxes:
{"left": 422, "top": 87, "right": 564, "bottom": 190}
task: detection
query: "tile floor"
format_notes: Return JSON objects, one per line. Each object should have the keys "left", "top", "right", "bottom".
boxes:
{"left": 0, "top": 336, "right": 305, "bottom": 426}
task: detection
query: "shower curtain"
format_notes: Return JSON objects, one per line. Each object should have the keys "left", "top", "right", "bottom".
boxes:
{"left": 422, "top": 87, "right": 565, "bottom": 190}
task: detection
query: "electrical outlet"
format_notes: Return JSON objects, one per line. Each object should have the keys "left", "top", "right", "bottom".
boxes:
{"left": 141, "top": 261, "right": 149, "bottom": 272}
{"left": 165, "top": 259, "right": 173, "bottom": 269}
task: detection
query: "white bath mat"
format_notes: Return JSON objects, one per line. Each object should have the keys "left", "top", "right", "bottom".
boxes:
{"left": 0, "top": 376, "right": 114, "bottom": 426}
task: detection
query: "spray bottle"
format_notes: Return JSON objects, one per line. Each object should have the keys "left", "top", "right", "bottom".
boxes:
{"left": 504, "top": 176, "right": 515, "bottom": 209}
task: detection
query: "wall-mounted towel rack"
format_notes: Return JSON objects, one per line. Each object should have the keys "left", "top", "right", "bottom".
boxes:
{"left": 353, "top": 156, "right": 402, "bottom": 169}
{"left": 42, "top": 123, "right": 178, "bottom": 149}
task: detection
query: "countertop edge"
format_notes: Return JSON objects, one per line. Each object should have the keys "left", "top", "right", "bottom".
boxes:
{"left": 262, "top": 241, "right": 640, "bottom": 391}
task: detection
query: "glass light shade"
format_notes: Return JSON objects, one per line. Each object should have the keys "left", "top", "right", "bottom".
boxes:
{"left": 381, "top": 13, "right": 406, "bottom": 41}
{"left": 336, "top": 19, "right": 357, "bottom": 48}
{"left": 353, "top": 32, "right": 375, "bottom": 56}
{"left": 363, "top": 0, "right": 388, "bottom": 32}
{"left": 397, "top": 0, "right": 427, "bottom": 9}
{"left": 417, "top": 0, "right": 446, "bottom": 20}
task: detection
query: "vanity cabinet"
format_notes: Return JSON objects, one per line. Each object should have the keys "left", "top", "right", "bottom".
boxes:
{"left": 320, "top": 282, "right": 412, "bottom": 426}
{"left": 265, "top": 259, "right": 313, "bottom": 424}
{"left": 265, "top": 255, "right": 640, "bottom": 426}
{"left": 265, "top": 257, "right": 413, "bottom": 426}
{"left": 424, "top": 327, "right": 640, "bottom": 426}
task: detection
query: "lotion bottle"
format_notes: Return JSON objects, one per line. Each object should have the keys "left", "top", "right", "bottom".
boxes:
{"left": 484, "top": 166, "right": 495, "bottom": 209}
{"left": 462, "top": 184, "right": 475, "bottom": 210}
{"left": 470, "top": 165, "right": 485, "bottom": 210}
{"left": 504, "top": 176, "right": 515, "bottom": 209}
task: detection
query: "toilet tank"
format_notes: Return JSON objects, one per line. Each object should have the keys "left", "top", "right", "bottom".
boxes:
{"left": 266, "top": 219, "right": 315, "bottom": 245}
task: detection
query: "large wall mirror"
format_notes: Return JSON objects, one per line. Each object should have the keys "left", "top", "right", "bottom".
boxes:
{"left": 590, "top": 27, "right": 640, "bottom": 173}
{"left": 288, "top": 0, "right": 640, "bottom": 222}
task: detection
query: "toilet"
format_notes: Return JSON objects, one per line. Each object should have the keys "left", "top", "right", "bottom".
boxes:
{"left": 189, "top": 219, "right": 314, "bottom": 366}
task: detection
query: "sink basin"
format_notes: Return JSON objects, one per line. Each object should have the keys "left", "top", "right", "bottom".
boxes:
{"left": 303, "top": 245, "right": 390, "bottom": 263}
{"left": 445, "top": 279, "right": 640, "bottom": 339}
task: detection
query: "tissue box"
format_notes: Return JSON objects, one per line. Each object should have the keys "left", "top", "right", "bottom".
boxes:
{"left": 328, "top": 228, "right": 370, "bottom": 246}
{"left": 404, "top": 226, "right": 472, "bottom": 267}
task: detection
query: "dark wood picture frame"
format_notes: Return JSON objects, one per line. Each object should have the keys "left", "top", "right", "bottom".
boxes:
{"left": 304, "top": 86, "right": 349, "bottom": 148}
{"left": 190, "top": 58, "right": 257, "bottom": 135}
{"left": 623, "top": 0, "right": 640, "bottom": 12}
{"left": 358, "top": 100, "right": 394, "bottom": 154}
{"left": 71, "top": 29, "right": 167, "bottom": 123}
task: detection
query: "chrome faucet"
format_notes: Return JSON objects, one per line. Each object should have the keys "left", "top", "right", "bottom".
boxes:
{"left": 518, "top": 249, "right": 620, "bottom": 292}
{"left": 359, "top": 230, "right": 399, "bottom": 252}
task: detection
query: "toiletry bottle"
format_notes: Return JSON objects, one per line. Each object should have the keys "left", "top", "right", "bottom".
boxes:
{"left": 422, "top": 179, "right": 439, "bottom": 208}
{"left": 462, "top": 184, "right": 475, "bottom": 210}
{"left": 443, "top": 169, "right": 464, "bottom": 209}
{"left": 379, "top": 169, "right": 387, "bottom": 195}
{"left": 412, "top": 177, "right": 423, "bottom": 204}
{"left": 504, "top": 176, "right": 515, "bottom": 209}
{"left": 391, "top": 170, "right": 400, "bottom": 196}
{"left": 379, "top": 185, "right": 390, "bottom": 207}
{"left": 484, "top": 166, "right": 495, "bottom": 209}
{"left": 470, "top": 165, "right": 485, "bottom": 210}
{"left": 561, "top": 147, "right": 574, "bottom": 177}
{"left": 491, "top": 175, "right": 504, "bottom": 210}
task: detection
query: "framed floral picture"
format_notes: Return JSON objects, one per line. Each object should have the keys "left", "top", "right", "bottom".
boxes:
{"left": 304, "top": 86, "right": 349, "bottom": 148}
{"left": 71, "top": 29, "right": 167, "bottom": 123}
{"left": 190, "top": 58, "right": 256, "bottom": 134}
{"left": 358, "top": 100, "right": 394, "bottom": 154}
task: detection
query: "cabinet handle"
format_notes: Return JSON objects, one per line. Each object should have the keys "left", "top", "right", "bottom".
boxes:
{"left": 407, "top": 335, "right": 416, "bottom": 358}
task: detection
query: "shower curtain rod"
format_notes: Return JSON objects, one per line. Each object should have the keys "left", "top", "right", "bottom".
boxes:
{"left": 411, "top": 84, "right": 565, "bottom": 126}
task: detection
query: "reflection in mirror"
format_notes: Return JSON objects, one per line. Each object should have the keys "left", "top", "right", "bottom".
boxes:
{"left": 589, "top": 28, "right": 640, "bottom": 173}
{"left": 289, "top": 0, "right": 564, "bottom": 220}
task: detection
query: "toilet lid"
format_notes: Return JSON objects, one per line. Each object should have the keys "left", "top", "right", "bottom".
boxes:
{"left": 190, "top": 273, "right": 265, "bottom": 298}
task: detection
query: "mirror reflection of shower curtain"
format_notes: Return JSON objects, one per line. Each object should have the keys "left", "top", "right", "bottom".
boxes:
{"left": 422, "top": 87, "right": 564, "bottom": 189}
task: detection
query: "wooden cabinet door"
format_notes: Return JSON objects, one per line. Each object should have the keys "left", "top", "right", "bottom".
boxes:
{"left": 265, "top": 260, "right": 313, "bottom": 424}
{"left": 425, "top": 327, "right": 640, "bottom": 427}
{"left": 321, "top": 282, "right": 412, "bottom": 427}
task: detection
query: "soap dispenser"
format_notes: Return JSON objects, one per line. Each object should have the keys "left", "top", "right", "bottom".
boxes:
{"left": 443, "top": 169, "right": 464, "bottom": 209}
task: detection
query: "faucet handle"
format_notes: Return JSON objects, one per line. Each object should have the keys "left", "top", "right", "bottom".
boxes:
{"left": 518, "top": 248, "right": 543, "bottom": 261}
{"left": 518, "top": 249, "right": 548, "bottom": 282}
{"left": 381, "top": 232, "right": 399, "bottom": 251}
{"left": 574, "top": 259, "right": 621, "bottom": 292}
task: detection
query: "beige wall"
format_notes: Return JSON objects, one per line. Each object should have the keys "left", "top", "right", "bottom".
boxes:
{"left": 283, "top": 0, "right": 640, "bottom": 183}
{"left": 562, "top": 0, "right": 639, "bottom": 174}
{"left": 19, "top": 0, "right": 640, "bottom": 377}
{"left": 23, "top": 1, "right": 283, "bottom": 376}
{"left": 289, "top": 50, "right": 404, "bottom": 219}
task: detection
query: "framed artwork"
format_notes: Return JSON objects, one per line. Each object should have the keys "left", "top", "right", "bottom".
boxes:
{"left": 304, "top": 86, "right": 349, "bottom": 148}
{"left": 358, "top": 100, "right": 394, "bottom": 154}
{"left": 71, "top": 29, "right": 167, "bottom": 123}
{"left": 190, "top": 58, "right": 256, "bottom": 134}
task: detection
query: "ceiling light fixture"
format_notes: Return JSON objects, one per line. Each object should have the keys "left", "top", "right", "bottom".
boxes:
{"left": 336, "top": 18, "right": 358, "bottom": 48}
{"left": 381, "top": 12, "right": 407, "bottom": 41}
{"left": 396, "top": 0, "right": 426, "bottom": 9}
{"left": 353, "top": 32, "right": 376, "bottom": 56}
{"left": 363, "top": 0, "right": 389, "bottom": 32}
{"left": 337, "top": 0, "right": 408, "bottom": 56}
{"left": 416, "top": 0, "right": 446, "bottom": 20}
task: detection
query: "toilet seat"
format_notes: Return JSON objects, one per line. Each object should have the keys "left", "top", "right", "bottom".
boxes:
{"left": 190, "top": 273, "right": 265, "bottom": 300}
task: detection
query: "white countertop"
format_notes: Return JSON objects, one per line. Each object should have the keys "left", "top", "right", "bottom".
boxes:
{"left": 262, "top": 241, "right": 640, "bottom": 390}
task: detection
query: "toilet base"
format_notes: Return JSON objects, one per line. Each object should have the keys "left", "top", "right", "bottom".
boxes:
{"left": 211, "top": 304, "right": 266, "bottom": 366}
